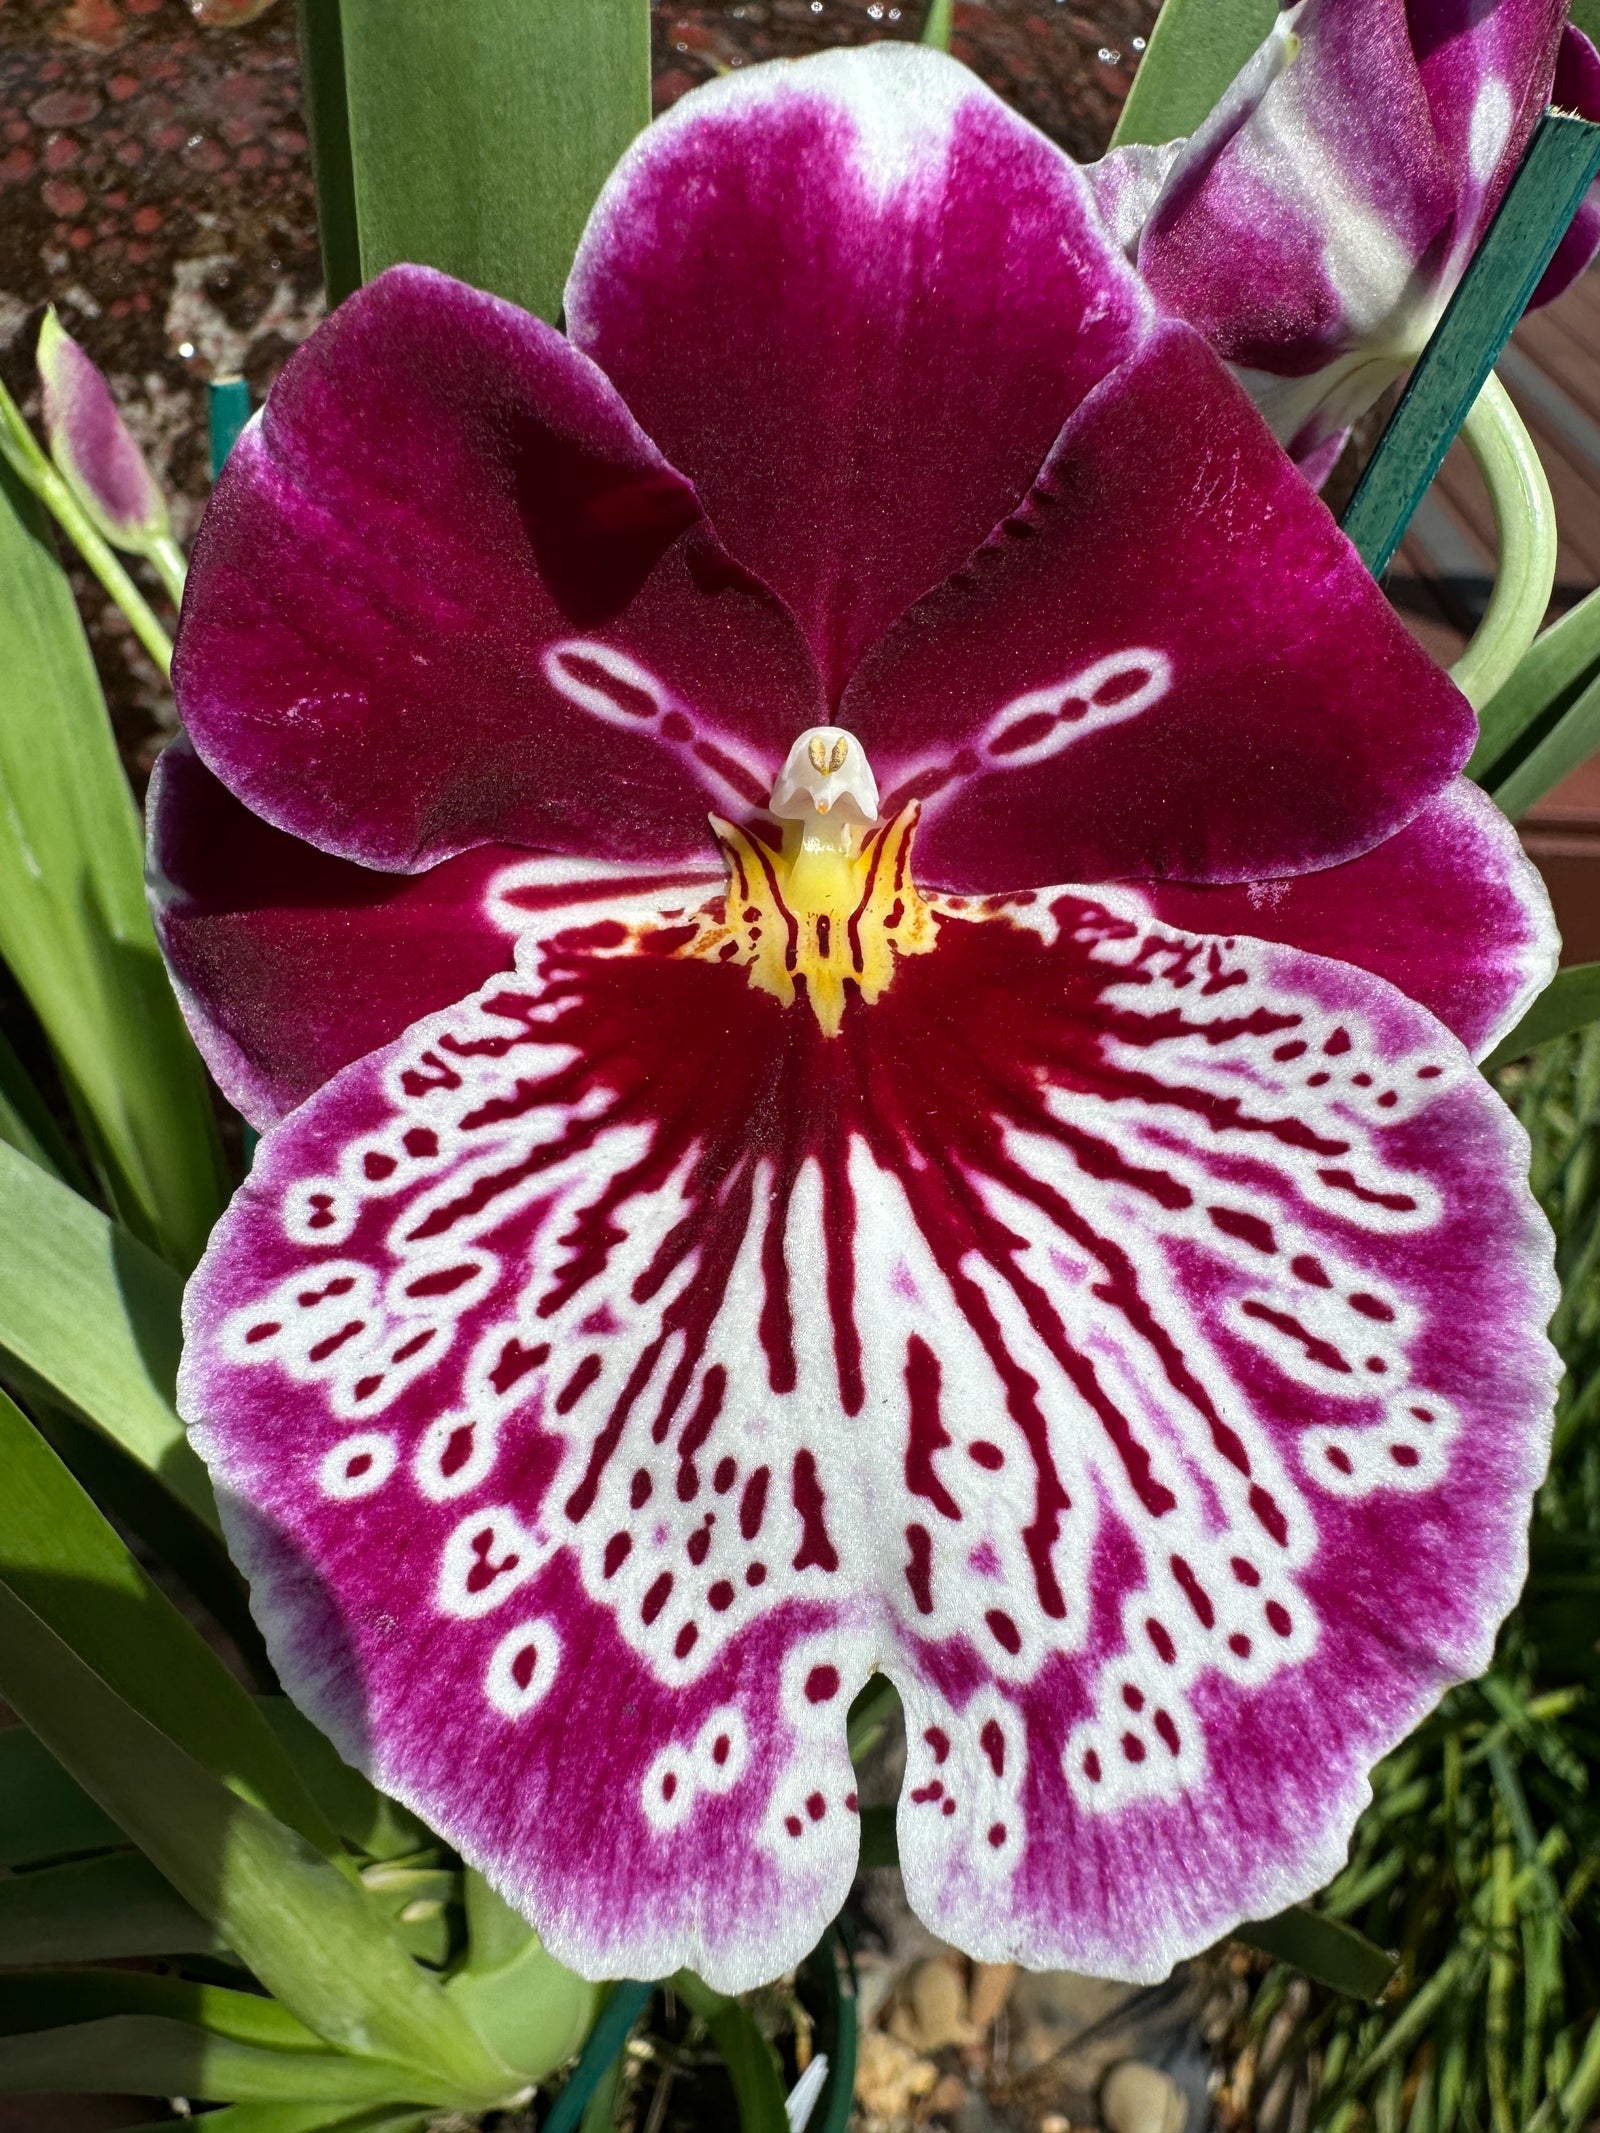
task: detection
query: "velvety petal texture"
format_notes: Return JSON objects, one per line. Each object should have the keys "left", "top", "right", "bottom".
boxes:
{"left": 1096, "top": 0, "right": 1585, "bottom": 468}
{"left": 180, "top": 880, "right": 1557, "bottom": 1987}
{"left": 1531, "top": 26, "right": 1600, "bottom": 308}
{"left": 1131, "top": 780, "right": 1558, "bottom": 1061}
{"left": 846, "top": 325, "right": 1476, "bottom": 889}
{"left": 174, "top": 265, "right": 823, "bottom": 875}
{"left": 567, "top": 43, "right": 1152, "bottom": 701}
{"left": 149, "top": 741, "right": 719, "bottom": 1127}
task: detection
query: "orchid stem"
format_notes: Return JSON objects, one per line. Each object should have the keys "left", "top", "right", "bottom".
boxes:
{"left": 921, "top": 0, "right": 953, "bottom": 49}
{"left": 1450, "top": 374, "right": 1556, "bottom": 713}
{"left": 147, "top": 532, "right": 188, "bottom": 612}
{"left": 0, "top": 374, "right": 174, "bottom": 679}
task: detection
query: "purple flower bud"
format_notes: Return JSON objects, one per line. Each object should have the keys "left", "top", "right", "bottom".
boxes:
{"left": 187, "top": 0, "right": 282, "bottom": 23}
{"left": 37, "top": 308, "right": 169, "bottom": 550}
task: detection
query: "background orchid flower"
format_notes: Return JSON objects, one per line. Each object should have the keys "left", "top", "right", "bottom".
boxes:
{"left": 1090, "top": 0, "right": 1600, "bottom": 483}
{"left": 155, "top": 46, "right": 1560, "bottom": 1992}
{"left": 36, "top": 307, "right": 188, "bottom": 607}
{"left": 36, "top": 308, "right": 171, "bottom": 555}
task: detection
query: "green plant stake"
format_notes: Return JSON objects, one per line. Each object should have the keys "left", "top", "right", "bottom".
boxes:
{"left": 1341, "top": 112, "right": 1600, "bottom": 578}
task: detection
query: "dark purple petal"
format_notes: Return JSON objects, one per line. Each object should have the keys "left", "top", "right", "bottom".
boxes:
{"left": 148, "top": 738, "right": 723, "bottom": 1129}
{"left": 174, "top": 265, "right": 823, "bottom": 875}
{"left": 1129, "top": 781, "right": 1558, "bottom": 1061}
{"left": 180, "top": 872, "right": 1554, "bottom": 1985}
{"left": 567, "top": 45, "right": 1151, "bottom": 703}
{"left": 1134, "top": 0, "right": 1455, "bottom": 379}
{"left": 843, "top": 324, "right": 1476, "bottom": 892}
{"left": 1407, "top": 0, "right": 1565, "bottom": 243}
{"left": 1128, "top": 0, "right": 1564, "bottom": 459}
{"left": 38, "top": 309, "right": 168, "bottom": 544}
{"left": 1529, "top": 28, "right": 1600, "bottom": 310}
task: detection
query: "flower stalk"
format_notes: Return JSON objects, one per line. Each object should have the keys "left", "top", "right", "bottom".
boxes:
{"left": 1451, "top": 375, "right": 1559, "bottom": 713}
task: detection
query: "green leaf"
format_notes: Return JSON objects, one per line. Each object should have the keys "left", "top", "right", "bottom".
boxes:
{"left": 257, "top": 1698, "right": 429, "bottom": 1862}
{"left": 0, "top": 1023, "right": 88, "bottom": 1191}
{"left": 0, "top": 456, "right": 225, "bottom": 1270}
{"left": 1471, "top": 580, "right": 1600, "bottom": 789}
{"left": 858, "top": 1804, "right": 898, "bottom": 1871}
{"left": 0, "top": 1966, "right": 324, "bottom": 2047}
{"left": 120, "top": 2108, "right": 433, "bottom": 2133}
{"left": 333, "top": 0, "right": 651, "bottom": 323}
{"left": 674, "top": 1973, "right": 789, "bottom": 2133}
{"left": 0, "top": 2018, "right": 438, "bottom": 2105}
{"left": 1482, "top": 964, "right": 1600, "bottom": 1071}
{"left": 1341, "top": 114, "right": 1600, "bottom": 578}
{"left": 0, "top": 1138, "right": 213, "bottom": 1528}
{"left": 0, "top": 1577, "right": 518, "bottom": 2102}
{"left": 1109, "top": 0, "right": 1276, "bottom": 147}
{"left": 0, "top": 1387, "right": 335, "bottom": 1852}
{"left": 0, "top": 1850, "right": 219, "bottom": 1965}
{"left": 30, "top": 1398, "right": 268, "bottom": 1677}
{"left": 0, "top": 1726, "right": 120, "bottom": 1867}
{"left": 296, "top": 0, "right": 362, "bottom": 308}
{"left": 446, "top": 1880, "right": 599, "bottom": 2082}
{"left": 1232, "top": 1906, "right": 1399, "bottom": 1999}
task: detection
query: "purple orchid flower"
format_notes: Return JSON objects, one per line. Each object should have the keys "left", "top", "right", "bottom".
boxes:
{"left": 37, "top": 307, "right": 170, "bottom": 551}
{"left": 158, "top": 47, "right": 1560, "bottom": 1990}
{"left": 1091, "top": 0, "right": 1600, "bottom": 483}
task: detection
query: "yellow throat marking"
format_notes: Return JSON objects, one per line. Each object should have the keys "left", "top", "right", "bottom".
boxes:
{"left": 694, "top": 802, "right": 938, "bottom": 1036}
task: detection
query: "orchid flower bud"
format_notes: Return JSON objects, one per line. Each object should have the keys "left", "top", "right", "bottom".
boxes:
{"left": 1090, "top": 0, "right": 1600, "bottom": 483}
{"left": 36, "top": 307, "right": 170, "bottom": 553}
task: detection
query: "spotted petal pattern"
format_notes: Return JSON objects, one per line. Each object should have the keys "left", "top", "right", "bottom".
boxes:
{"left": 181, "top": 879, "right": 1556, "bottom": 1986}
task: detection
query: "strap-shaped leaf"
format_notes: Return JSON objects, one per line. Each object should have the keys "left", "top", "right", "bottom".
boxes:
{"left": 297, "top": 0, "right": 363, "bottom": 308}
{"left": 0, "top": 1578, "right": 517, "bottom": 2101}
{"left": 1341, "top": 114, "right": 1600, "bottom": 576}
{"left": 1471, "top": 581, "right": 1600, "bottom": 789}
{"left": 331, "top": 0, "right": 650, "bottom": 324}
{"left": 0, "top": 2018, "right": 438, "bottom": 2106}
{"left": 257, "top": 1699, "right": 429, "bottom": 1862}
{"left": 1482, "top": 963, "right": 1600, "bottom": 1071}
{"left": 0, "top": 1727, "right": 119, "bottom": 1867}
{"left": 0, "top": 1851, "right": 219, "bottom": 1965}
{"left": 0, "top": 1967, "right": 324, "bottom": 2046}
{"left": 120, "top": 2107, "right": 433, "bottom": 2133}
{"left": 32, "top": 1399, "right": 266, "bottom": 1674}
{"left": 0, "top": 1138, "right": 211, "bottom": 1527}
{"left": 0, "top": 1388, "right": 335, "bottom": 1852}
{"left": 1234, "top": 1907, "right": 1399, "bottom": 1999}
{"left": 0, "top": 459, "right": 224, "bottom": 1270}
{"left": 1110, "top": 0, "right": 1277, "bottom": 147}
{"left": 674, "top": 1973, "right": 789, "bottom": 2133}
{"left": 0, "top": 1026, "right": 86, "bottom": 1191}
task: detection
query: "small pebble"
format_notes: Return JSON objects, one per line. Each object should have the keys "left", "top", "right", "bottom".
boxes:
{"left": 1101, "top": 2058, "right": 1188, "bottom": 2133}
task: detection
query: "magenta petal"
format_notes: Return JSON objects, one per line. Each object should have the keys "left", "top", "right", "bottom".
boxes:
{"left": 174, "top": 265, "right": 823, "bottom": 873}
{"left": 180, "top": 876, "right": 1554, "bottom": 1985}
{"left": 567, "top": 45, "right": 1151, "bottom": 701}
{"left": 1128, "top": 781, "right": 1558, "bottom": 1061}
{"left": 846, "top": 324, "right": 1476, "bottom": 892}
{"left": 148, "top": 738, "right": 723, "bottom": 1130}
{"left": 1529, "top": 28, "right": 1600, "bottom": 310}
{"left": 1133, "top": 0, "right": 1456, "bottom": 380}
